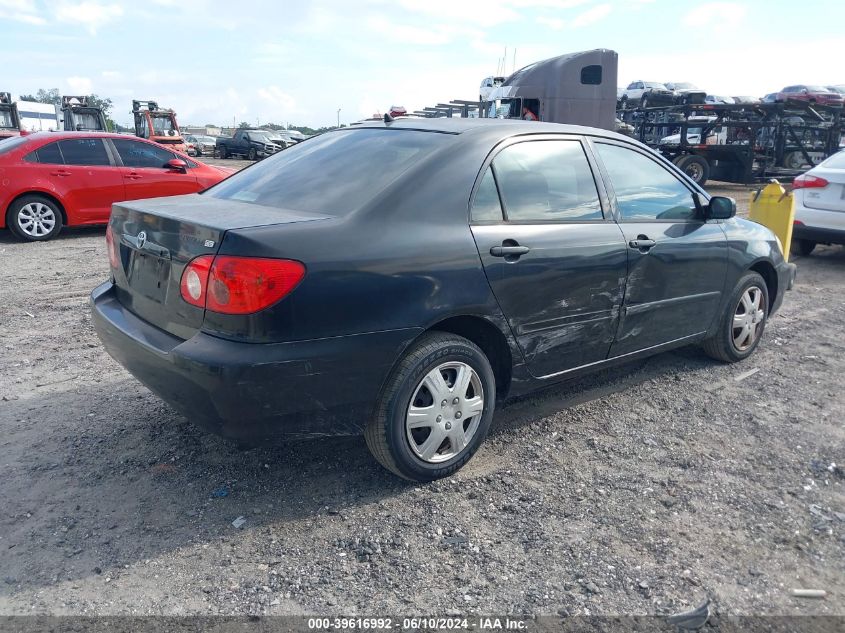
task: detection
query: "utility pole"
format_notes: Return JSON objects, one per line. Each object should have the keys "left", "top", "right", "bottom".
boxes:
{"left": 337, "top": 108, "right": 341, "bottom": 128}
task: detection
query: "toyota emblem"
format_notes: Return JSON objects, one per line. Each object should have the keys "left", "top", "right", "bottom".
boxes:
{"left": 137, "top": 231, "right": 147, "bottom": 248}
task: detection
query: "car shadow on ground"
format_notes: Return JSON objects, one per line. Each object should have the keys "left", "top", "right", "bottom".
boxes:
{"left": 0, "top": 225, "right": 105, "bottom": 245}
{"left": 1, "top": 342, "right": 716, "bottom": 594}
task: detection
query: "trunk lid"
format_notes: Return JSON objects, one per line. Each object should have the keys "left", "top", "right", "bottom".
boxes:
{"left": 109, "top": 194, "right": 330, "bottom": 339}
{"left": 802, "top": 167, "right": 845, "bottom": 212}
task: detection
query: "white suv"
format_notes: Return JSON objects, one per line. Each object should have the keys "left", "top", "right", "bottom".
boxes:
{"left": 792, "top": 150, "right": 845, "bottom": 256}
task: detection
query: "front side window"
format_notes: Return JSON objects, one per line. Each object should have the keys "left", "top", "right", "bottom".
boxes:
{"left": 596, "top": 143, "right": 696, "bottom": 221}
{"left": 491, "top": 140, "right": 602, "bottom": 222}
{"left": 57, "top": 138, "right": 110, "bottom": 166}
{"left": 113, "top": 139, "right": 174, "bottom": 168}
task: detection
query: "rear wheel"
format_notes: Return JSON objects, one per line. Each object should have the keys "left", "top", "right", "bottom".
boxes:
{"left": 7, "top": 195, "right": 63, "bottom": 242}
{"left": 365, "top": 332, "right": 496, "bottom": 482}
{"left": 676, "top": 154, "right": 710, "bottom": 185}
{"left": 247, "top": 147, "right": 257, "bottom": 161}
{"left": 791, "top": 238, "right": 816, "bottom": 257}
{"left": 703, "top": 271, "right": 769, "bottom": 363}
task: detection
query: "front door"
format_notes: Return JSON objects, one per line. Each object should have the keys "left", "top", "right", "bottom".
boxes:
{"left": 470, "top": 136, "right": 629, "bottom": 378}
{"left": 111, "top": 138, "right": 198, "bottom": 200}
{"left": 591, "top": 141, "right": 728, "bottom": 357}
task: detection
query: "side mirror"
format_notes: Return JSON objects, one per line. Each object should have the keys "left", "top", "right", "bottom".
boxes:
{"left": 165, "top": 158, "right": 188, "bottom": 173}
{"left": 706, "top": 195, "right": 736, "bottom": 219}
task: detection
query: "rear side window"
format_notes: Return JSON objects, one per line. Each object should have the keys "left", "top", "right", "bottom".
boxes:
{"left": 28, "top": 142, "right": 64, "bottom": 164}
{"left": 207, "top": 129, "right": 448, "bottom": 215}
{"left": 0, "top": 135, "right": 29, "bottom": 156}
{"left": 470, "top": 169, "right": 503, "bottom": 222}
{"left": 596, "top": 143, "right": 696, "bottom": 221}
{"left": 113, "top": 138, "right": 175, "bottom": 168}
{"left": 492, "top": 140, "right": 602, "bottom": 222}
{"left": 58, "top": 138, "right": 110, "bottom": 166}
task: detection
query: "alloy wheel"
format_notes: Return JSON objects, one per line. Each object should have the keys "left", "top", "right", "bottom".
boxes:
{"left": 405, "top": 361, "right": 484, "bottom": 463}
{"left": 17, "top": 202, "right": 56, "bottom": 237}
{"left": 732, "top": 286, "right": 765, "bottom": 351}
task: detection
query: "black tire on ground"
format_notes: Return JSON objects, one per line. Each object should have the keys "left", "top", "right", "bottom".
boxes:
{"left": 364, "top": 331, "right": 496, "bottom": 482}
{"left": 218, "top": 145, "right": 227, "bottom": 159}
{"left": 676, "top": 154, "right": 711, "bottom": 186}
{"left": 7, "top": 194, "right": 64, "bottom": 242}
{"left": 702, "top": 271, "right": 769, "bottom": 363}
{"left": 247, "top": 147, "right": 257, "bottom": 161}
{"left": 791, "top": 238, "right": 816, "bottom": 257}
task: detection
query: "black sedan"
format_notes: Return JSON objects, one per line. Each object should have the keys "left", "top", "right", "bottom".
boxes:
{"left": 91, "top": 118, "right": 796, "bottom": 481}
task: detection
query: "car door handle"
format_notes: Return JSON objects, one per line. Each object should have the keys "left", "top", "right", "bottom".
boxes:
{"left": 124, "top": 173, "right": 143, "bottom": 180}
{"left": 628, "top": 237, "right": 656, "bottom": 251}
{"left": 50, "top": 170, "right": 71, "bottom": 177}
{"left": 490, "top": 245, "right": 530, "bottom": 257}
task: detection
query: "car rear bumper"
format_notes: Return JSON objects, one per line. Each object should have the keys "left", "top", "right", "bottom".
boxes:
{"left": 793, "top": 224, "right": 845, "bottom": 245}
{"left": 91, "top": 281, "right": 421, "bottom": 441}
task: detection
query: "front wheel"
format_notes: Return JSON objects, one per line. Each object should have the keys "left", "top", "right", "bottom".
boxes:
{"left": 703, "top": 272, "right": 769, "bottom": 363}
{"left": 218, "top": 145, "right": 227, "bottom": 159}
{"left": 247, "top": 147, "right": 257, "bottom": 161}
{"left": 365, "top": 332, "right": 496, "bottom": 481}
{"left": 7, "top": 195, "right": 64, "bottom": 242}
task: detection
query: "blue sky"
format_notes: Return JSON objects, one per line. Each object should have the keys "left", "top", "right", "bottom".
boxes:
{"left": 1, "top": 0, "right": 843, "bottom": 128}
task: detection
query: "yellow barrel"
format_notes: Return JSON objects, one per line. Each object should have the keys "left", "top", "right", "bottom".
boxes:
{"left": 748, "top": 180, "right": 795, "bottom": 262}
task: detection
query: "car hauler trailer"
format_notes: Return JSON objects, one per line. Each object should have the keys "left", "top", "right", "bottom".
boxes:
{"left": 622, "top": 100, "right": 843, "bottom": 186}
{"left": 61, "top": 95, "right": 108, "bottom": 131}
{"left": 132, "top": 99, "right": 186, "bottom": 153}
{"left": 0, "top": 92, "right": 20, "bottom": 140}
{"left": 482, "top": 49, "right": 618, "bottom": 131}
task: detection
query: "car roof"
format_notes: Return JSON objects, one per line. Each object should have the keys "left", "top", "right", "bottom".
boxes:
{"left": 347, "top": 117, "right": 629, "bottom": 142}
{"left": 20, "top": 131, "right": 150, "bottom": 142}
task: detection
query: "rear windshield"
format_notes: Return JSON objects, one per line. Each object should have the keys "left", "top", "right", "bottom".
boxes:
{"left": 822, "top": 151, "right": 845, "bottom": 169}
{"left": 207, "top": 128, "right": 449, "bottom": 214}
{"left": 0, "top": 135, "right": 29, "bottom": 155}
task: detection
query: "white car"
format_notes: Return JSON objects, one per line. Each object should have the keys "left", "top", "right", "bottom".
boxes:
{"left": 479, "top": 76, "right": 505, "bottom": 102}
{"left": 705, "top": 95, "right": 736, "bottom": 105}
{"left": 792, "top": 151, "right": 845, "bottom": 256}
{"left": 621, "top": 81, "right": 674, "bottom": 107}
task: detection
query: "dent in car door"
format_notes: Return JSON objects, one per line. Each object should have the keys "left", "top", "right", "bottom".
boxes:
{"left": 470, "top": 137, "right": 629, "bottom": 379}
{"left": 592, "top": 141, "right": 728, "bottom": 357}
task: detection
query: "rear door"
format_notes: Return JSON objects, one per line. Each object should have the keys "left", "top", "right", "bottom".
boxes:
{"left": 53, "top": 138, "right": 126, "bottom": 222}
{"left": 470, "top": 135, "right": 628, "bottom": 378}
{"left": 111, "top": 138, "right": 199, "bottom": 200}
{"left": 591, "top": 140, "right": 728, "bottom": 357}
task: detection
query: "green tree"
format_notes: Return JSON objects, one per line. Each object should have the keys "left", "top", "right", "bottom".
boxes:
{"left": 237, "top": 121, "right": 251, "bottom": 129}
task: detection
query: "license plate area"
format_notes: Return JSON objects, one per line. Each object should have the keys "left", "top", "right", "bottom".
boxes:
{"left": 126, "top": 251, "right": 171, "bottom": 304}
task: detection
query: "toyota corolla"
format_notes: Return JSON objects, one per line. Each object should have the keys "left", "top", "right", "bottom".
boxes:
{"left": 91, "top": 119, "right": 796, "bottom": 481}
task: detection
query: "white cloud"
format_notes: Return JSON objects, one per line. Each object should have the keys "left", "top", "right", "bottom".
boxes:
{"left": 66, "top": 75, "right": 93, "bottom": 93}
{"left": 257, "top": 86, "right": 298, "bottom": 114}
{"left": 536, "top": 15, "right": 565, "bottom": 30}
{"left": 56, "top": 1, "right": 124, "bottom": 34}
{"left": 0, "top": 0, "right": 45, "bottom": 24}
{"left": 571, "top": 3, "right": 611, "bottom": 27}
{"left": 682, "top": 2, "right": 747, "bottom": 29}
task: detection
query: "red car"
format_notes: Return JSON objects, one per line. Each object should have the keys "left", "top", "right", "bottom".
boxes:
{"left": 0, "top": 132, "right": 234, "bottom": 241}
{"left": 775, "top": 85, "right": 844, "bottom": 106}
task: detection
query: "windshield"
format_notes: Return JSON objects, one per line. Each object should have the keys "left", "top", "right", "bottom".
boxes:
{"left": 72, "top": 112, "right": 103, "bottom": 130}
{"left": 207, "top": 128, "right": 449, "bottom": 215}
{"left": 0, "top": 109, "right": 14, "bottom": 128}
{"left": 672, "top": 82, "right": 696, "bottom": 89}
{"left": 644, "top": 82, "right": 667, "bottom": 89}
{"left": 152, "top": 116, "right": 176, "bottom": 134}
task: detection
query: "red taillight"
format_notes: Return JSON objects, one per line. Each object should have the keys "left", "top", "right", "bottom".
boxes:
{"left": 106, "top": 225, "right": 119, "bottom": 269}
{"left": 179, "top": 255, "right": 305, "bottom": 314}
{"left": 793, "top": 174, "right": 829, "bottom": 190}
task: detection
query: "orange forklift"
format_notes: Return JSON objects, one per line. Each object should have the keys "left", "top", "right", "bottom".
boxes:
{"left": 131, "top": 99, "right": 186, "bottom": 153}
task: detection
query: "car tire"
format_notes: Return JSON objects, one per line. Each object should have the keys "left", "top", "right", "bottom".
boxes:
{"left": 365, "top": 331, "right": 496, "bottom": 482}
{"left": 247, "top": 147, "right": 257, "bottom": 161}
{"left": 791, "top": 238, "right": 816, "bottom": 257}
{"left": 218, "top": 145, "right": 227, "bottom": 159}
{"left": 702, "top": 271, "right": 769, "bottom": 363}
{"left": 676, "top": 154, "right": 710, "bottom": 185}
{"left": 7, "top": 195, "right": 64, "bottom": 242}
{"left": 196, "top": 148, "right": 202, "bottom": 157}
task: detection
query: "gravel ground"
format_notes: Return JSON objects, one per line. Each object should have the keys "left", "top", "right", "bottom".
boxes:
{"left": 0, "top": 179, "right": 842, "bottom": 618}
